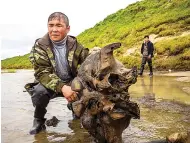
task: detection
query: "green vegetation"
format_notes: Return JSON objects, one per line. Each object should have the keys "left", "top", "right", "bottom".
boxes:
{"left": 1, "top": 0, "right": 190, "bottom": 70}
{"left": 1, "top": 54, "right": 32, "bottom": 69}
{"left": 155, "top": 35, "right": 190, "bottom": 56}
{"left": 1, "top": 69, "right": 17, "bottom": 73}
{"left": 7, "top": 69, "right": 16, "bottom": 73}
{"left": 77, "top": 0, "right": 190, "bottom": 70}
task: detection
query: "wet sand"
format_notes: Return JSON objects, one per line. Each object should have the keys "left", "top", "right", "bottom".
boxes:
{"left": 1, "top": 70, "right": 190, "bottom": 143}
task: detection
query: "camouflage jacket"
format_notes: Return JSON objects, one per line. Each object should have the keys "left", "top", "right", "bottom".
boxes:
{"left": 27, "top": 34, "right": 89, "bottom": 94}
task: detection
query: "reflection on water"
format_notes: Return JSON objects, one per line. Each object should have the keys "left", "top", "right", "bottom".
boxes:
{"left": 140, "top": 77, "right": 154, "bottom": 97}
{"left": 129, "top": 76, "right": 190, "bottom": 104}
{"left": 33, "top": 120, "right": 92, "bottom": 143}
{"left": 1, "top": 71, "right": 190, "bottom": 143}
{"left": 123, "top": 76, "right": 190, "bottom": 143}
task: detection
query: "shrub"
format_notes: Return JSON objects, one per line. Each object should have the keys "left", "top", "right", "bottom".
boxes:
{"left": 155, "top": 35, "right": 190, "bottom": 56}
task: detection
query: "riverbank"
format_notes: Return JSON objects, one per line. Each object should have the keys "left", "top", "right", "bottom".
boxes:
{"left": 1, "top": 69, "right": 34, "bottom": 73}
{"left": 2, "top": 69, "right": 190, "bottom": 76}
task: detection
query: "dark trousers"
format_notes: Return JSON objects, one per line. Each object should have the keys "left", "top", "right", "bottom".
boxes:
{"left": 139, "top": 57, "right": 153, "bottom": 74}
{"left": 29, "top": 83, "right": 64, "bottom": 119}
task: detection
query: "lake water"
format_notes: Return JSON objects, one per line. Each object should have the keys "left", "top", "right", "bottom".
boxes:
{"left": 1, "top": 70, "right": 190, "bottom": 143}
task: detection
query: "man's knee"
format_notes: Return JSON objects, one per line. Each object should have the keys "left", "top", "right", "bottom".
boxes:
{"left": 148, "top": 60, "right": 152, "bottom": 66}
{"left": 148, "top": 64, "right": 152, "bottom": 67}
{"left": 31, "top": 83, "right": 52, "bottom": 107}
{"left": 141, "top": 58, "right": 146, "bottom": 65}
{"left": 141, "top": 62, "right": 146, "bottom": 67}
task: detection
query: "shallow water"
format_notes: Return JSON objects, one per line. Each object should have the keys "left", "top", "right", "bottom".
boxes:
{"left": 1, "top": 71, "right": 190, "bottom": 143}
{"left": 130, "top": 75, "right": 190, "bottom": 104}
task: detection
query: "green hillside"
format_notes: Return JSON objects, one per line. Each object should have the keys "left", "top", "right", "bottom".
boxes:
{"left": 2, "top": 0, "right": 190, "bottom": 70}
{"left": 1, "top": 54, "right": 32, "bottom": 69}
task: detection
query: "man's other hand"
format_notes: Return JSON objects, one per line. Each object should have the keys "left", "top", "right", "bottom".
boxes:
{"left": 61, "top": 85, "right": 77, "bottom": 102}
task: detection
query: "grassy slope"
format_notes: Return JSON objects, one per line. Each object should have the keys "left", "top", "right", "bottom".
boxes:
{"left": 1, "top": 54, "right": 32, "bottom": 69}
{"left": 77, "top": 0, "right": 190, "bottom": 70}
{"left": 2, "top": 0, "right": 190, "bottom": 70}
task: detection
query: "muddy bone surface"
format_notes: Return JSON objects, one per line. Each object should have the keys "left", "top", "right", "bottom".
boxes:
{"left": 71, "top": 43, "right": 140, "bottom": 143}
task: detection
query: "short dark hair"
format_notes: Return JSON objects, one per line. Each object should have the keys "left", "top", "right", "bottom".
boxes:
{"left": 48, "top": 12, "right": 69, "bottom": 27}
{"left": 144, "top": 35, "right": 149, "bottom": 39}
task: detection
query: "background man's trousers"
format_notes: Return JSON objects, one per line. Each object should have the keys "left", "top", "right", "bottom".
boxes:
{"left": 139, "top": 57, "right": 153, "bottom": 75}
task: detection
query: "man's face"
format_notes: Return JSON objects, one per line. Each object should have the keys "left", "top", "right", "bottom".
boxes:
{"left": 144, "top": 37, "right": 149, "bottom": 43}
{"left": 48, "top": 18, "right": 70, "bottom": 42}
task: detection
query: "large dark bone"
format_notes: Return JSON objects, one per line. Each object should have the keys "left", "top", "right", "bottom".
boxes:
{"left": 71, "top": 43, "right": 140, "bottom": 143}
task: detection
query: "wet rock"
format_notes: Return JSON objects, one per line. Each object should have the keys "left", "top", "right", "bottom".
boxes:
{"left": 71, "top": 43, "right": 140, "bottom": 143}
{"left": 46, "top": 116, "right": 60, "bottom": 127}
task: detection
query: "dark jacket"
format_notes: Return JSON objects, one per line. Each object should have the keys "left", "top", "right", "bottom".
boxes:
{"left": 141, "top": 41, "right": 154, "bottom": 58}
{"left": 25, "top": 34, "right": 89, "bottom": 94}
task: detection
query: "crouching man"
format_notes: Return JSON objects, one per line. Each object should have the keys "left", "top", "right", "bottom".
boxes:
{"left": 24, "top": 12, "right": 89, "bottom": 135}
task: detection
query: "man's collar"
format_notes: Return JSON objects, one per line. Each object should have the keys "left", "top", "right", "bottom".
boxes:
{"left": 37, "top": 33, "right": 77, "bottom": 50}
{"left": 51, "top": 36, "right": 67, "bottom": 46}
{"left": 37, "top": 33, "right": 51, "bottom": 47}
{"left": 144, "top": 40, "right": 150, "bottom": 44}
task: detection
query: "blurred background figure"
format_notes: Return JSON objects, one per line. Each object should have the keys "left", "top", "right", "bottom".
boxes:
{"left": 139, "top": 35, "right": 154, "bottom": 77}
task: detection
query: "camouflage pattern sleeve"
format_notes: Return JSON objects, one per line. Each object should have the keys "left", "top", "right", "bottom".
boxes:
{"left": 29, "top": 44, "right": 65, "bottom": 94}
{"left": 78, "top": 44, "right": 89, "bottom": 65}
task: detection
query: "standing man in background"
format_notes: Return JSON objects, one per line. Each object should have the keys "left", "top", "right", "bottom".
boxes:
{"left": 139, "top": 35, "right": 154, "bottom": 76}
{"left": 25, "top": 12, "right": 89, "bottom": 135}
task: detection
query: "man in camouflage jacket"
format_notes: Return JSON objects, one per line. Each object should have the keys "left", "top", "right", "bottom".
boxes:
{"left": 25, "top": 12, "right": 89, "bottom": 135}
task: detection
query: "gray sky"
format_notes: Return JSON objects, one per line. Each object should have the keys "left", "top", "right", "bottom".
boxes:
{"left": 0, "top": 0, "right": 138, "bottom": 60}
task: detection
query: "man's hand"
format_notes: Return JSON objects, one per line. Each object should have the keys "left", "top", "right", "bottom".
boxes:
{"left": 61, "top": 85, "right": 77, "bottom": 102}
{"left": 148, "top": 55, "right": 151, "bottom": 59}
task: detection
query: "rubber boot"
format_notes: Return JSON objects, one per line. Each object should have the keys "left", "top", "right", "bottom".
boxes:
{"left": 29, "top": 118, "right": 46, "bottom": 135}
{"left": 139, "top": 66, "right": 144, "bottom": 76}
{"left": 149, "top": 66, "right": 153, "bottom": 77}
{"left": 30, "top": 106, "right": 47, "bottom": 135}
